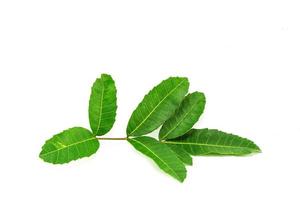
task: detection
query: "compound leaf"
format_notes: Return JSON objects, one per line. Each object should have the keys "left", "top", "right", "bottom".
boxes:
{"left": 128, "top": 136, "right": 187, "bottom": 182}
{"left": 127, "top": 77, "right": 189, "bottom": 136}
{"left": 159, "top": 92, "right": 205, "bottom": 140}
{"left": 166, "top": 144, "right": 193, "bottom": 165}
{"left": 39, "top": 127, "right": 99, "bottom": 164}
{"left": 165, "top": 129, "right": 261, "bottom": 156}
{"left": 89, "top": 74, "right": 117, "bottom": 136}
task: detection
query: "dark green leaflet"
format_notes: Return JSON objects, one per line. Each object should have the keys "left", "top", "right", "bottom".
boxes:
{"left": 166, "top": 144, "right": 193, "bottom": 166}
{"left": 159, "top": 92, "right": 205, "bottom": 140}
{"left": 165, "top": 129, "right": 261, "bottom": 156}
{"left": 89, "top": 74, "right": 117, "bottom": 136}
{"left": 127, "top": 77, "right": 189, "bottom": 136}
{"left": 39, "top": 127, "right": 99, "bottom": 164}
{"left": 128, "top": 136, "right": 187, "bottom": 182}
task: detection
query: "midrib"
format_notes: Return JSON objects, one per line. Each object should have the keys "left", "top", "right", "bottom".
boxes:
{"left": 129, "top": 80, "right": 185, "bottom": 135}
{"left": 40, "top": 137, "right": 96, "bottom": 157}
{"left": 131, "top": 138, "right": 181, "bottom": 180}
{"left": 163, "top": 141, "right": 256, "bottom": 150}
{"left": 95, "top": 81, "right": 105, "bottom": 134}
{"left": 161, "top": 100, "right": 199, "bottom": 140}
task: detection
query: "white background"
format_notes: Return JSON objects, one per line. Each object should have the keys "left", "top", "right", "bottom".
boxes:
{"left": 0, "top": 0, "right": 299, "bottom": 199}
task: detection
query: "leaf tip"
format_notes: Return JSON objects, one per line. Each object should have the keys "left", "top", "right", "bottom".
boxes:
{"left": 177, "top": 173, "right": 187, "bottom": 183}
{"left": 254, "top": 145, "right": 262, "bottom": 153}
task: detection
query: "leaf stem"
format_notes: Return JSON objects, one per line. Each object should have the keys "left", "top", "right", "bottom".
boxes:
{"left": 96, "top": 137, "right": 127, "bottom": 141}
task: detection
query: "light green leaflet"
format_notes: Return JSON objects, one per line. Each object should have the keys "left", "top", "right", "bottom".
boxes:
{"left": 165, "top": 129, "right": 261, "bottom": 155}
{"left": 128, "top": 136, "right": 187, "bottom": 182}
{"left": 89, "top": 74, "right": 117, "bottom": 136}
{"left": 159, "top": 92, "right": 205, "bottom": 140}
{"left": 39, "top": 127, "right": 99, "bottom": 164}
{"left": 127, "top": 77, "right": 189, "bottom": 136}
{"left": 166, "top": 144, "right": 193, "bottom": 165}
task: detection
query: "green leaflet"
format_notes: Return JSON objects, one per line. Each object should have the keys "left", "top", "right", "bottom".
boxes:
{"left": 127, "top": 77, "right": 189, "bottom": 136}
{"left": 165, "top": 129, "right": 261, "bottom": 156}
{"left": 39, "top": 127, "right": 99, "bottom": 164}
{"left": 166, "top": 144, "right": 193, "bottom": 166}
{"left": 159, "top": 92, "right": 205, "bottom": 140}
{"left": 89, "top": 74, "right": 117, "bottom": 136}
{"left": 128, "top": 136, "right": 187, "bottom": 182}
{"left": 39, "top": 74, "right": 262, "bottom": 182}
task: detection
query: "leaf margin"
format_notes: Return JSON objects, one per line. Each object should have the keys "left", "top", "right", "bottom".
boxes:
{"left": 39, "top": 127, "right": 100, "bottom": 164}
{"left": 127, "top": 136, "right": 187, "bottom": 182}
{"left": 159, "top": 91, "right": 206, "bottom": 140}
{"left": 166, "top": 143, "right": 193, "bottom": 166}
{"left": 164, "top": 128, "right": 261, "bottom": 156}
{"left": 127, "top": 76, "right": 189, "bottom": 137}
{"left": 88, "top": 73, "right": 117, "bottom": 136}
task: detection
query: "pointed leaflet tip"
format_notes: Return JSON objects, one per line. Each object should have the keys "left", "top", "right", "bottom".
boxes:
{"left": 165, "top": 129, "right": 261, "bottom": 156}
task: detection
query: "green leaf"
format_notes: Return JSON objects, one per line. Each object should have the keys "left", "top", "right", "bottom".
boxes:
{"left": 166, "top": 144, "right": 193, "bottom": 165}
{"left": 89, "top": 74, "right": 117, "bottom": 136}
{"left": 127, "top": 77, "right": 189, "bottom": 136}
{"left": 128, "top": 136, "right": 187, "bottom": 182}
{"left": 159, "top": 92, "right": 205, "bottom": 140}
{"left": 165, "top": 129, "right": 261, "bottom": 156}
{"left": 39, "top": 127, "right": 99, "bottom": 164}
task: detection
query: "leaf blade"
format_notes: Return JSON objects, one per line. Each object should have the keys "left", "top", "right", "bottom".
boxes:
{"left": 159, "top": 92, "right": 205, "bottom": 140}
{"left": 39, "top": 127, "right": 99, "bottom": 164}
{"left": 127, "top": 77, "right": 189, "bottom": 136}
{"left": 89, "top": 74, "right": 117, "bottom": 136}
{"left": 165, "top": 129, "right": 261, "bottom": 156}
{"left": 128, "top": 136, "right": 187, "bottom": 182}
{"left": 166, "top": 144, "right": 193, "bottom": 165}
